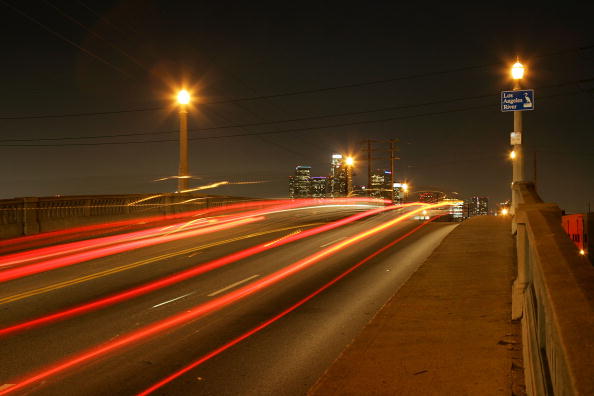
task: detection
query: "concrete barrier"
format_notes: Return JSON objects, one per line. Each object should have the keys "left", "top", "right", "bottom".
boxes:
{"left": 512, "top": 182, "right": 594, "bottom": 396}
{"left": 0, "top": 193, "right": 254, "bottom": 240}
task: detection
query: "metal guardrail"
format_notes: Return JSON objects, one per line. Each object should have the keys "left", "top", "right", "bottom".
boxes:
{"left": 511, "top": 182, "right": 594, "bottom": 396}
{"left": 0, "top": 193, "right": 253, "bottom": 239}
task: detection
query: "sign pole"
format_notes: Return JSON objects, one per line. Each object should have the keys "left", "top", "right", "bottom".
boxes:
{"left": 511, "top": 80, "right": 524, "bottom": 216}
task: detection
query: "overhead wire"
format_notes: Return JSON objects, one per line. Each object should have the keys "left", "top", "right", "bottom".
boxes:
{"left": 0, "top": 0, "right": 131, "bottom": 78}
{"left": 0, "top": 44, "right": 592, "bottom": 120}
{"left": 0, "top": 77, "right": 591, "bottom": 143}
{"left": 0, "top": 89, "right": 586, "bottom": 148}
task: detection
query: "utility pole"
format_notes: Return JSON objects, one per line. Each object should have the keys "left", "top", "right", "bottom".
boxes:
{"left": 367, "top": 140, "right": 372, "bottom": 190}
{"left": 359, "top": 139, "right": 399, "bottom": 202}
{"left": 389, "top": 139, "right": 396, "bottom": 203}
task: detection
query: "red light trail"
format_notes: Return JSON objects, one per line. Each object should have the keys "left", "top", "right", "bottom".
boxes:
{"left": 137, "top": 216, "right": 442, "bottom": 395}
{"left": 0, "top": 203, "right": 443, "bottom": 395}
{"left": 0, "top": 203, "right": 406, "bottom": 337}
{"left": 0, "top": 216, "right": 262, "bottom": 283}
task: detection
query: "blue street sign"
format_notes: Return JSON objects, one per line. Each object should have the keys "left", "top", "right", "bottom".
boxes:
{"left": 501, "top": 89, "right": 535, "bottom": 112}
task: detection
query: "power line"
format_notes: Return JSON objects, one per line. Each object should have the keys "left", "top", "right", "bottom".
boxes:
{"left": 42, "top": 0, "right": 149, "bottom": 72}
{"left": 0, "top": 90, "right": 585, "bottom": 148}
{"left": 1, "top": 77, "right": 591, "bottom": 143}
{"left": 1, "top": 44, "right": 592, "bottom": 120}
{"left": 0, "top": 0, "right": 131, "bottom": 78}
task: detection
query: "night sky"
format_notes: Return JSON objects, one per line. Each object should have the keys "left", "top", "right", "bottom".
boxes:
{"left": 1, "top": 1, "right": 593, "bottom": 213}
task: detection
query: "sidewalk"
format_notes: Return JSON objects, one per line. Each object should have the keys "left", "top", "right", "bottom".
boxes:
{"left": 310, "top": 216, "right": 524, "bottom": 396}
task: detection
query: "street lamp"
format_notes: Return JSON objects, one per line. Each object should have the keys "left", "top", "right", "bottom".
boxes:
{"left": 177, "top": 89, "right": 190, "bottom": 192}
{"left": 510, "top": 150, "right": 516, "bottom": 159}
{"left": 402, "top": 182, "right": 409, "bottom": 202}
{"left": 510, "top": 60, "right": 525, "bottom": 216}
{"left": 511, "top": 61, "right": 524, "bottom": 80}
{"left": 345, "top": 156, "right": 354, "bottom": 196}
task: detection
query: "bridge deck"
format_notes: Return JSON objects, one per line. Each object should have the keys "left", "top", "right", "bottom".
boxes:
{"left": 310, "top": 216, "right": 523, "bottom": 396}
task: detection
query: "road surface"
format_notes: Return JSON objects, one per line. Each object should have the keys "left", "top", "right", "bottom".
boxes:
{"left": 0, "top": 202, "right": 456, "bottom": 395}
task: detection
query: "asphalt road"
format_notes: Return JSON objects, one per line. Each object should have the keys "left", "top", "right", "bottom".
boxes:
{"left": 0, "top": 204, "right": 457, "bottom": 395}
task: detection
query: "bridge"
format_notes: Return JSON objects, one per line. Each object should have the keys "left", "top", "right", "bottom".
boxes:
{"left": 0, "top": 187, "right": 592, "bottom": 395}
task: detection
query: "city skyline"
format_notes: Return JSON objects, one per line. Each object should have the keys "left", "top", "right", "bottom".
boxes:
{"left": 0, "top": 2, "right": 592, "bottom": 214}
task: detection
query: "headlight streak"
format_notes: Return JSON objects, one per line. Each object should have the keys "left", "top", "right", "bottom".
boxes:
{"left": 0, "top": 203, "right": 407, "bottom": 337}
{"left": 137, "top": 215, "right": 444, "bottom": 396}
{"left": 0, "top": 203, "right": 445, "bottom": 395}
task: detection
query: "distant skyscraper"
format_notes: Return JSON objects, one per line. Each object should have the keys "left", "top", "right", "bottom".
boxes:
{"left": 292, "top": 166, "right": 312, "bottom": 198}
{"left": 467, "top": 196, "right": 488, "bottom": 216}
{"left": 369, "top": 169, "right": 392, "bottom": 200}
{"left": 310, "top": 177, "right": 328, "bottom": 198}
{"left": 330, "top": 154, "right": 347, "bottom": 197}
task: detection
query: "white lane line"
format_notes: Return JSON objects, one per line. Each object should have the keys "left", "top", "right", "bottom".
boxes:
{"left": 0, "top": 384, "right": 14, "bottom": 391}
{"left": 320, "top": 236, "right": 347, "bottom": 248}
{"left": 152, "top": 291, "right": 196, "bottom": 308}
{"left": 207, "top": 274, "right": 260, "bottom": 297}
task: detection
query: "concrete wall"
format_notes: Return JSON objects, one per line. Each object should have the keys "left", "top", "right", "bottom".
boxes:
{"left": 0, "top": 193, "right": 253, "bottom": 240}
{"left": 512, "top": 182, "right": 594, "bottom": 396}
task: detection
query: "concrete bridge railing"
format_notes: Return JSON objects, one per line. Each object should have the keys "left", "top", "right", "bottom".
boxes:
{"left": 0, "top": 193, "right": 253, "bottom": 240}
{"left": 512, "top": 182, "right": 594, "bottom": 396}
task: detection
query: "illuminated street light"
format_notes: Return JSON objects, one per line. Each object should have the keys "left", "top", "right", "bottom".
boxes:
{"left": 501, "top": 208, "right": 509, "bottom": 216}
{"left": 177, "top": 89, "right": 191, "bottom": 191}
{"left": 345, "top": 156, "right": 354, "bottom": 195}
{"left": 177, "top": 89, "right": 191, "bottom": 105}
{"left": 509, "top": 59, "right": 526, "bottom": 218}
{"left": 511, "top": 61, "right": 524, "bottom": 80}
{"left": 401, "top": 183, "right": 409, "bottom": 203}
{"left": 580, "top": 249, "right": 586, "bottom": 256}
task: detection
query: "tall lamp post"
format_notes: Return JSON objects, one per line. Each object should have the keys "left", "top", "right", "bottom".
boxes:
{"left": 345, "top": 156, "right": 354, "bottom": 196}
{"left": 510, "top": 61, "right": 525, "bottom": 215}
{"left": 177, "top": 89, "right": 190, "bottom": 192}
{"left": 402, "top": 182, "right": 409, "bottom": 203}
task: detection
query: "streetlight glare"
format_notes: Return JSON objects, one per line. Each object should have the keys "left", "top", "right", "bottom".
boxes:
{"left": 177, "top": 89, "right": 191, "bottom": 105}
{"left": 579, "top": 249, "right": 586, "bottom": 256}
{"left": 510, "top": 150, "right": 516, "bottom": 159}
{"left": 345, "top": 156, "right": 354, "bottom": 166}
{"left": 501, "top": 208, "right": 509, "bottom": 216}
{"left": 511, "top": 61, "right": 524, "bottom": 80}
{"left": 401, "top": 183, "right": 409, "bottom": 192}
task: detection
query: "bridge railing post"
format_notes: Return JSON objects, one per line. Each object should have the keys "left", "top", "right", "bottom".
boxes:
{"left": 22, "top": 197, "right": 40, "bottom": 235}
{"left": 512, "top": 218, "right": 528, "bottom": 320}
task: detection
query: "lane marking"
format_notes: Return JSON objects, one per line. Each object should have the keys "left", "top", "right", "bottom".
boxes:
{"left": 320, "top": 236, "right": 347, "bottom": 247}
{"left": 0, "top": 223, "right": 323, "bottom": 306}
{"left": 152, "top": 292, "right": 195, "bottom": 308}
{"left": 207, "top": 274, "right": 260, "bottom": 297}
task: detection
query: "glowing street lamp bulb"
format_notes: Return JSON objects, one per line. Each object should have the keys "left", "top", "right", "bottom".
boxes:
{"left": 345, "top": 156, "right": 354, "bottom": 166}
{"left": 501, "top": 208, "right": 509, "bottom": 216}
{"left": 579, "top": 249, "right": 586, "bottom": 256}
{"left": 402, "top": 183, "right": 409, "bottom": 192}
{"left": 177, "top": 90, "right": 190, "bottom": 105}
{"left": 510, "top": 150, "right": 516, "bottom": 159}
{"left": 511, "top": 61, "right": 524, "bottom": 80}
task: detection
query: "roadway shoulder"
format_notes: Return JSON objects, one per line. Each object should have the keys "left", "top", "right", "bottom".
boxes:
{"left": 309, "top": 215, "right": 518, "bottom": 396}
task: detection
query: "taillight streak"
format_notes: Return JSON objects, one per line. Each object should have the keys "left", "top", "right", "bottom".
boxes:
{"left": 138, "top": 216, "right": 443, "bottom": 395}
{"left": 0, "top": 204, "right": 409, "bottom": 336}
{"left": 0, "top": 203, "right": 442, "bottom": 395}
{"left": 0, "top": 217, "right": 262, "bottom": 284}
